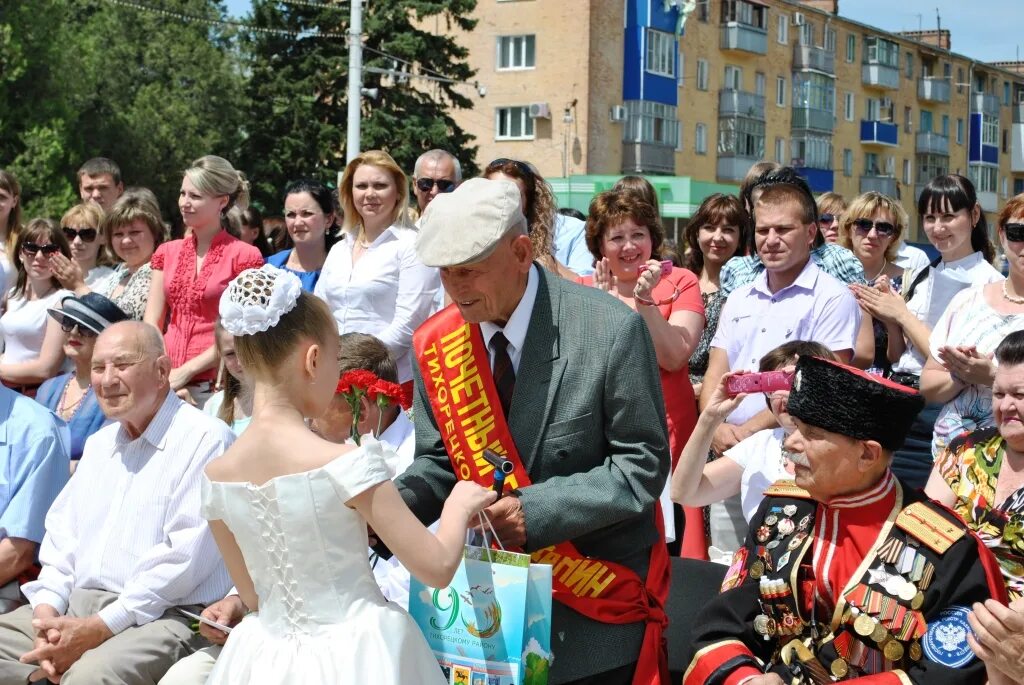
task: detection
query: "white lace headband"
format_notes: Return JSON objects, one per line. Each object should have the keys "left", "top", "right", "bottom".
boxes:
{"left": 219, "top": 265, "right": 302, "bottom": 336}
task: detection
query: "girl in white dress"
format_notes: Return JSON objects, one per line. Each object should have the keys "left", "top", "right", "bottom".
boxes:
{"left": 202, "top": 266, "right": 496, "bottom": 684}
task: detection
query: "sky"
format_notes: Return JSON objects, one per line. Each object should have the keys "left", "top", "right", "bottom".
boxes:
{"left": 223, "top": 0, "right": 1024, "bottom": 65}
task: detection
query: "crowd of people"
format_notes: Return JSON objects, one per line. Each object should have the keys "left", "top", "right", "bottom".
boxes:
{"left": 1, "top": 148, "right": 1024, "bottom": 685}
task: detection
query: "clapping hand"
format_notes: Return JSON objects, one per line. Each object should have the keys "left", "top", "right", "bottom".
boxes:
{"left": 936, "top": 345, "right": 995, "bottom": 387}
{"left": 849, "top": 281, "right": 907, "bottom": 325}
{"left": 48, "top": 253, "right": 86, "bottom": 292}
{"left": 592, "top": 258, "right": 618, "bottom": 294}
{"left": 968, "top": 598, "right": 1024, "bottom": 683}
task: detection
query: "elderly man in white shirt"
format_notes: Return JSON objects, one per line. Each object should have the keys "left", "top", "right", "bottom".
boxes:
{"left": 0, "top": 321, "right": 234, "bottom": 685}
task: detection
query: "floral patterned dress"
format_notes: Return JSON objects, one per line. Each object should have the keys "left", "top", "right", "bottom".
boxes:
{"left": 936, "top": 427, "right": 1024, "bottom": 600}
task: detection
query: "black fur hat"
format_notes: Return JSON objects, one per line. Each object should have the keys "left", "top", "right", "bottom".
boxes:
{"left": 787, "top": 356, "right": 925, "bottom": 450}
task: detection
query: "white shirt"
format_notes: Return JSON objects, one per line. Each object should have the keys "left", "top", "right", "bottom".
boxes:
{"left": 23, "top": 392, "right": 235, "bottom": 634}
{"left": 894, "top": 242, "right": 931, "bottom": 274}
{"left": 480, "top": 264, "right": 540, "bottom": 373}
{"left": 724, "top": 427, "right": 791, "bottom": 523}
{"left": 892, "top": 252, "right": 1004, "bottom": 374}
{"left": 314, "top": 225, "right": 441, "bottom": 383}
{"left": 376, "top": 409, "right": 415, "bottom": 478}
{"left": 0, "top": 288, "right": 70, "bottom": 363}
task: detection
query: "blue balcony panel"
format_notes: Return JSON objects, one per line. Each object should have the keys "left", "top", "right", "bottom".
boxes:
{"left": 860, "top": 120, "right": 899, "bottom": 146}
{"left": 794, "top": 168, "right": 834, "bottom": 193}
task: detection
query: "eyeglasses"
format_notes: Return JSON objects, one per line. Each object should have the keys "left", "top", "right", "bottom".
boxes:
{"left": 851, "top": 218, "right": 897, "bottom": 237}
{"left": 21, "top": 242, "right": 61, "bottom": 257}
{"left": 1005, "top": 223, "right": 1024, "bottom": 242}
{"left": 414, "top": 178, "right": 456, "bottom": 193}
{"left": 60, "top": 321, "right": 98, "bottom": 338}
{"left": 62, "top": 227, "right": 98, "bottom": 243}
{"left": 818, "top": 213, "right": 836, "bottom": 224}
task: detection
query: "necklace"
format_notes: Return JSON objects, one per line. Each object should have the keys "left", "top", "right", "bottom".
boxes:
{"left": 1004, "top": 279, "right": 1024, "bottom": 304}
{"left": 58, "top": 375, "right": 89, "bottom": 419}
{"left": 867, "top": 260, "right": 888, "bottom": 283}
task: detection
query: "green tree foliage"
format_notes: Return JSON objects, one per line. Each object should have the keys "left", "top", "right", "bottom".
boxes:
{"left": 240, "top": 0, "right": 479, "bottom": 214}
{"left": 0, "top": 0, "right": 244, "bottom": 219}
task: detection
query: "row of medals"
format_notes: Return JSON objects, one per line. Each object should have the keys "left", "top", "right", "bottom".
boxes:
{"left": 751, "top": 505, "right": 811, "bottom": 641}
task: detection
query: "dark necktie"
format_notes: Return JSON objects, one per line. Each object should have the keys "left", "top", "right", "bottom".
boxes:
{"left": 490, "top": 331, "right": 516, "bottom": 418}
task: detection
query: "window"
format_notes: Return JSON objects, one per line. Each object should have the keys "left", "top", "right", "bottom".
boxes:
{"left": 904, "top": 107, "right": 912, "bottom": 133}
{"left": 1006, "top": 81, "right": 1013, "bottom": 106}
{"left": 920, "top": 110, "right": 933, "bottom": 133}
{"left": 866, "top": 98, "right": 882, "bottom": 121}
{"left": 791, "top": 132, "right": 832, "bottom": 169}
{"left": 944, "top": 62, "right": 952, "bottom": 79}
{"left": 799, "top": 23, "right": 815, "bottom": 47}
{"left": 957, "top": 67, "right": 965, "bottom": 94}
{"left": 917, "top": 153, "right": 948, "bottom": 182}
{"left": 865, "top": 152, "right": 880, "bottom": 175}
{"left": 905, "top": 53, "right": 914, "bottom": 79}
{"left": 622, "top": 101, "right": 680, "bottom": 147}
{"left": 777, "top": 14, "right": 788, "bottom": 44}
{"left": 941, "top": 115, "right": 949, "bottom": 137}
{"left": 825, "top": 27, "right": 836, "bottom": 53}
{"left": 696, "top": 123, "right": 708, "bottom": 154}
{"left": 903, "top": 159, "right": 912, "bottom": 184}
{"left": 645, "top": 29, "right": 676, "bottom": 78}
{"left": 718, "top": 117, "right": 765, "bottom": 158}
{"left": 696, "top": 59, "right": 709, "bottom": 91}
{"left": 495, "top": 107, "right": 534, "bottom": 140}
{"left": 843, "top": 149, "right": 853, "bottom": 177}
{"left": 956, "top": 118, "right": 964, "bottom": 145}
{"left": 776, "top": 76, "right": 786, "bottom": 107}
{"left": 864, "top": 36, "right": 899, "bottom": 68}
{"left": 698, "top": 0, "right": 709, "bottom": 22}
{"left": 844, "top": 92, "right": 854, "bottom": 121}
{"left": 846, "top": 34, "right": 856, "bottom": 63}
{"left": 755, "top": 72, "right": 766, "bottom": 97}
{"left": 721, "top": 0, "right": 766, "bottom": 29}
{"left": 793, "top": 72, "right": 835, "bottom": 113}
{"left": 1015, "top": 178, "right": 1024, "bottom": 196}
{"left": 775, "top": 137, "right": 786, "bottom": 164}
{"left": 969, "top": 165, "right": 998, "bottom": 193}
{"left": 497, "top": 35, "right": 536, "bottom": 70}
{"left": 724, "top": 65, "right": 743, "bottom": 90}
{"left": 982, "top": 114, "right": 999, "bottom": 146}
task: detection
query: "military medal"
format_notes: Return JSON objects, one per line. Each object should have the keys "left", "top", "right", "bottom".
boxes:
{"left": 798, "top": 514, "right": 811, "bottom": 531}
{"left": 871, "top": 622, "right": 888, "bottom": 643}
{"left": 765, "top": 513, "right": 779, "bottom": 526}
{"left": 787, "top": 532, "right": 807, "bottom": 551}
{"left": 756, "top": 525, "right": 771, "bottom": 543}
{"left": 830, "top": 657, "right": 849, "bottom": 678}
{"left": 909, "top": 640, "right": 923, "bottom": 661}
{"left": 854, "top": 614, "right": 876, "bottom": 636}
{"left": 911, "top": 591, "right": 924, "bottom": 610}
{"left": 883, "top": 639, "right": 905, "bottom": 661}
{"left": 777, "top": 551, "right": 792, "bottom": 569}
{"left": 750, "top": 560, "right": 765, "bottom": 579}
{"left": 766, "top": 540, "right": 780, "bottom": 550}
{"left": 783, "top": 504, "right": 797, "bottom": 516}
{"left": 897, "top": 580, "right": 917, "bottom": 603}
{"left": 754, "top": 614, "right": 776, "bottom": 637}
{"left": 778, "top": 518, "right": 796, "bottom": 536}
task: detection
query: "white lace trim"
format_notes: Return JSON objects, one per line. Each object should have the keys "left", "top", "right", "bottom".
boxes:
{"left": 219, "top": 265, "right": 302, "bottom": 336}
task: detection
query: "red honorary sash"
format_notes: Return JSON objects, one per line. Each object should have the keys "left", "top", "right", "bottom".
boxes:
{"left": 413, "top": 305, "right": 669, "bottom": 685}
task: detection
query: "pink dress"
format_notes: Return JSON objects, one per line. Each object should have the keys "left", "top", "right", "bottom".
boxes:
{"left": 151, "top": 231, "right": 263, "bottom": 382}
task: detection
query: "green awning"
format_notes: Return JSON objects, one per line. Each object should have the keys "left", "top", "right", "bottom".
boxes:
{"left": 549, "top": 175, "right": 740, "bottom": 219}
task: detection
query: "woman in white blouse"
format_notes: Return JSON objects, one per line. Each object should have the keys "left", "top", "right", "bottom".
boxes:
{"left": 849, "top": 174, "right": 1002, "bottom": 487}
{"left": 314, "top": 150, "right": 440, "bottom": 386}
{"left": 0, "top": 219, "right": 72, "bottom": 393}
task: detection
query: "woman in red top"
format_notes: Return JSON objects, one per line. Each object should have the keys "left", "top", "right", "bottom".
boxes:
{"left": 145, "top": 155, "right": 263, "bottom": 404}
{"left": 579, "top": 190, "right": 706, "bottom": 556}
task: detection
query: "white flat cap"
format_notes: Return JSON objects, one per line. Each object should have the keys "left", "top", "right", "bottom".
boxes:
{"left": 416, "top": 178, "right": 528, "bottom": 267}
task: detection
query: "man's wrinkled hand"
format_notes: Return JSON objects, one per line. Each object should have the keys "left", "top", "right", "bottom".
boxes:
{"left": 475, "top": 496, "right": 526, "bottom": 548}
{"left": 21, "top": 615, "right": 112, "bottom": 677}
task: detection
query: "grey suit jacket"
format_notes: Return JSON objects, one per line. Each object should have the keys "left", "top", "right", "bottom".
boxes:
{"left": 397, "top": 266, "right": 670, "bottom": 683}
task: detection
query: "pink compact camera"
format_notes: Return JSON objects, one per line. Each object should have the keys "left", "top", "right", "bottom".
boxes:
{"left": 638, "top": 260, "right": 673, "bottom": 277}
{"left": 726, "top": 371, "right": 794, "bottom": 396}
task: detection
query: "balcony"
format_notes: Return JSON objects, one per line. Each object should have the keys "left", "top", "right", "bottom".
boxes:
{"left": 859, "top": 175, "right": 898, "bottom": 196}
{"left": 792, "top": 106, "right": 834, "bottom": 132}
{"left": 973, "top": 92, "right": 1001, "bottom": 116}
{"left": 621, "top": 142, "right": 675, "bottom": 175}
{"left": 1014, "top": 102, "right": 1024, "bottom": 124}
{"left": 861, "top": 62, "right": 900, "bottom": 90}
{"left": 719, "top": 89, "right": 765, "bottom": 120}
{"left": 717, "top": 155, "right": 760, "bottom": 182}
{"left": 918, "top": 78, "right": 951, "bottom": 103}
{"left": 860, "top": 120, "right": 899, "bottom": 146}
{"left": 793, "top": 44, "right": 835, "bottom": 75}
{"left": 720, "top": 22, "right": 767, "bottom": 55}
{"left": 916, "top": 131, "right": 950, "bottom": 156}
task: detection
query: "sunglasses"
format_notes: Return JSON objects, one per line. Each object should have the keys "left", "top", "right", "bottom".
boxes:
{"left": 414, "top": 178, "right": 456, "bottom": 193}
{"left": 60, "top": 321, "right": 98, "bottom": 338}
{"left": 63, "top": 227, "right": 98, "bottom": 243}
{"left": 818, "top": 213, "right": 836, "bottom": 224}
{"left": 22, "top": 242, "right": 61, "bottom": 257}
{"left": 1005, "top": 223, "right": 1024, "bottom": 242}
{"left": 851, "top": 218, "right": 897, "bottom": 237}
{"left": 487, "top": 158, "right": 536, "bottom": 181}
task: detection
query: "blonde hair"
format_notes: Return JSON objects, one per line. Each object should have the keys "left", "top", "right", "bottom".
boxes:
{"left": 183, "top": 155, "right": 250, "bottom": 214}
{"left": 817, "top": 192, "right": 847, "bottom": 218}
{"left": 233, "top": 292, "right": 337, "bottom": 380}
{"left": 60, "top": 203, "right": 113, "bottom": 266}
{"left": 838, "top": 191, "right": 907, "bottom": 263}
{"left": 338, "top": 150, "right": 410, "bottom": 233}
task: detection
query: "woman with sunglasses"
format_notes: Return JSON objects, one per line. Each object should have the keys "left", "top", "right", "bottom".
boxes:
{"left": 0, "top": 170, "right": 22, "bottom": 296}
{"left": 267, "top": 179, "right": 341, "bottom": 291}
{"left": 35, "top": 293, "right": 128, "bottom": 467}
{"left": 839, "top": 192, "right": 908, "bottom": 376}
{"left": 815, "top": 192, "right": 846, "bottom": 244}
{"left": 0, "top": 219, "right": 72, "bottom": 394}
{"left": 850, "top": 175, "right": 1003, "bottom": 487}
{"left": 50, "top": 203, "right": 114, "bottom": 291}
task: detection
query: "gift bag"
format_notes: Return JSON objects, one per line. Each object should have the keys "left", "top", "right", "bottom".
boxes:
{"left": 409, "top": 519, "right": 553, "bottom": 685}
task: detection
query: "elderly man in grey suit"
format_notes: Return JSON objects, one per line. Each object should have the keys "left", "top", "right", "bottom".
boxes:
{"left": 395, "top": 177, "right": 671, "bottom": 685}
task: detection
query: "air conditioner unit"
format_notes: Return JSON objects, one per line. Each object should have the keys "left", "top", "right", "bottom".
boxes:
{"left": 610, "top": 105, "right": 627, "bottom": 123}
{"left": 529, "top": 102, "right": 551, "bottom": 119}
{"left": 792, "top": 12, "right": 805, "bottom": 26}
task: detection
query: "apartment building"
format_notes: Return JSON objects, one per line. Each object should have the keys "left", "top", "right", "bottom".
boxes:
{"left": 444, "top": 0, "right": 1024, "bottom": 240}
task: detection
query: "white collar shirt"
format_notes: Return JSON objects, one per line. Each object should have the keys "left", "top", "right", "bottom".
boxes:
{"left": 22, "top": 392, "right": 235, "bottom": 634}
{"left": 479, "top": 264, "right": 540, "bottom": 374}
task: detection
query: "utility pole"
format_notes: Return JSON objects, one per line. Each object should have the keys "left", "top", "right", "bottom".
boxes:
{"left": 346, "top": 0, "right": 363, "bottom": 163}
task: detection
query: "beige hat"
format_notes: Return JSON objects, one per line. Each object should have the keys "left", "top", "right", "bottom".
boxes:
{"left": 416, "top": 178, "right": 528, "bottom": 267}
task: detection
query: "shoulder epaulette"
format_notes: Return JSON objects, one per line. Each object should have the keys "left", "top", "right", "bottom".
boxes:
{"left": 895, "top": 501, "right": 966, "bottom": 554}
{"left": 763, "top": 480, "right": 813, "bottom": 499}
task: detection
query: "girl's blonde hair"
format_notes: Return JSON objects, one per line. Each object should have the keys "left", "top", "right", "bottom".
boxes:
{"left": 183, "top": 155, "right": 250, "bottom": 230}
{"left": 338, "top": 150, "right": 410, "bottom": 233}
{"left": 838, "top": 191, "right": 907, "bottom": 264}
{"left": 61, "top": 203, "right": 113, "bottom": 266}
